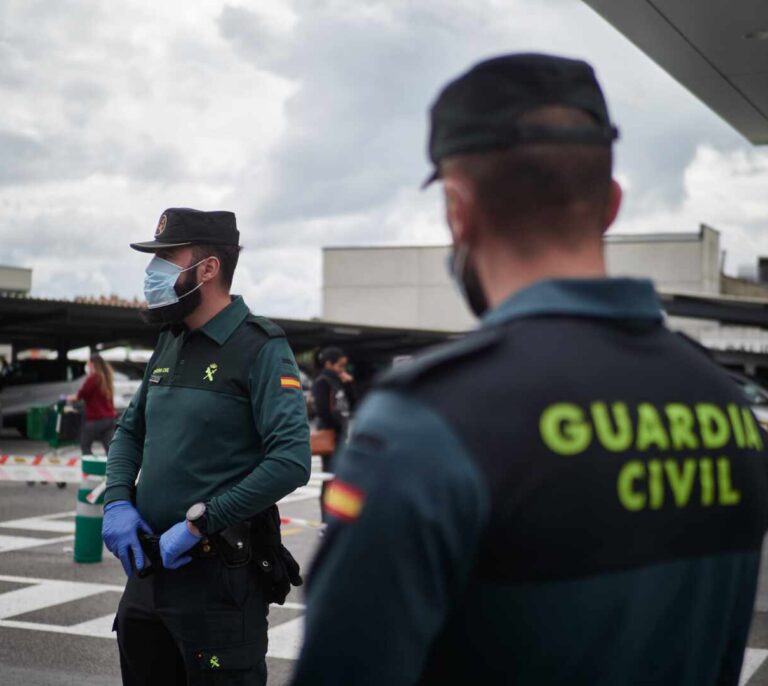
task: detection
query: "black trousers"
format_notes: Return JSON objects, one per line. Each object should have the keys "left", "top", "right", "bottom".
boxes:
{"left": 114, "top": 556, "right": 269, "bottom": 685}
{"left": 80, "top": 417, "right": 116, "bottom": 455}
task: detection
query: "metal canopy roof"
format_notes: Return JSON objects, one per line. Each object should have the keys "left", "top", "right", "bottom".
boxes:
{"left": 0, "top": 295, "right": 456, "bottom": 361}
{"left": 658, "top": 290, "right": 768, "bottom": 328}
{"left": 583, "top": 0, "right": 768, "bottom": 144}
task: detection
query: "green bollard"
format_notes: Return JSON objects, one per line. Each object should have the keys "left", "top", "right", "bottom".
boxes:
{"left": 74, "top": 455, "right": 107, "bottom": 564}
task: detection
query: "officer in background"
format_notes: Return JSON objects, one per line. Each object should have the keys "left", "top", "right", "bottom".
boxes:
{"left": 103, "top": 208, "right": 311, "bottom": 684}
{"left": 292, "top": 54, "right": 768, "bottom": 685}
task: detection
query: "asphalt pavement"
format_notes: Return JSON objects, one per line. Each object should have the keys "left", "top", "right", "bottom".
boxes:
{"left": 0, "top": 437, "right": 322, "bottom": 686}
{"left": 3, "top": 436, "right": 768, "bottom": 685}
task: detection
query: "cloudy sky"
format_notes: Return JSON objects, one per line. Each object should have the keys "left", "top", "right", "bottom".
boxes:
{"left": 2, "top": 0, "right": 767, "bottom": 318}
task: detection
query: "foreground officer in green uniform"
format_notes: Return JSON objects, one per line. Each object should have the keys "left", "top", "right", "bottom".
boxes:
{"left": 103, "top": 208, "right": 311, "bottom": 684}
{"left": 293, "top": 54, "right": 768, "bottom": 685}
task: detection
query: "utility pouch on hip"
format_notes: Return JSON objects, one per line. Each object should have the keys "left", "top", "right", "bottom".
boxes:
{"left": 214, "top": 521, "right": 252, "bottom": 569}
{"left": 250, "top": 504, "right": 303, "bottom": 605}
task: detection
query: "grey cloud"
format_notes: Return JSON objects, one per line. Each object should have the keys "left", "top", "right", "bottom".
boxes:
{"left": 220, "top": 1, "right": 510, "bottom": 236}
{"left": 0, "top": 131, "right": 47, "bottom": 184}
{"left": 217, "top": 5, "right": 286, "bottom": 64}
{"left": 220, "top": 0, "right": 758, "bottom": 247}
{"left": 0, "top": 128, "right": 186, "bottom": 185}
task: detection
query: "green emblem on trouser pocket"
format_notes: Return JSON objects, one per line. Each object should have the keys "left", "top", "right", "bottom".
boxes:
{"left": 210, "top": 655, "right": 220, "bottom": 668}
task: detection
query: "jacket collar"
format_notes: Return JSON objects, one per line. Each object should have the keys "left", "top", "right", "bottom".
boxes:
{"left": 482, "top": 278, "right": 663, "bottom": 328}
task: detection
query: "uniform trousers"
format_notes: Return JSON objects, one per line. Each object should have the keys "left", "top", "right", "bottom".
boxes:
{"left": 114, "top": 555, "right": 268, "bottom": 685}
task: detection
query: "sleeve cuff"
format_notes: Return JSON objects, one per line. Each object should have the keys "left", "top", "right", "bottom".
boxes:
{"left": 104, "top": 485, "right": 134, "bottom": 505}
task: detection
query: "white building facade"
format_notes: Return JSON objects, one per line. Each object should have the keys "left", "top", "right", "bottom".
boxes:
{"left": 322, "top": 225, "right": 726, "bottom": 334}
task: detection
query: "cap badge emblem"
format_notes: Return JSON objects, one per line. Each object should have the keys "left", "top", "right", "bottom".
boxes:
{"left": 155, "top": 214, "right": 167, "bottom": 237}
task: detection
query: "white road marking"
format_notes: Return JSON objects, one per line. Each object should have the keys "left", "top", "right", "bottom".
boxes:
{"left": 0, "top": 574, "right": 306, "bottom": 654}
{"left": 741, "top": 648, "right": 768, "bottom": 685}
{"left": 0, "top": 511, "right": 76, "bottom": 534}
{"left": 267, "top": 617, "right": 304, "bottom": 660}
{"left": 68, "top": 613, "right": 116, "bottom": 636}
{"left": 0, "top": 533, "right": 74, "bottom": 553}
{"left": 0, "top": 574, "right": 763, "bottom": 677}
{"left": 279, "top": 486, "right": 321, "bottom": 505}
{"left": 0, "top": 574, "right": 123, "bottom": 590}
{"left": 0, "top": 578, "right": 115, "bottom": 619}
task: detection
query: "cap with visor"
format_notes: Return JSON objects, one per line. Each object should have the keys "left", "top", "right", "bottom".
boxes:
{"left": 130, "top": 208, "right": 240, "bottom": 253}
{"left": 423, "top": 53, "right": 619, "bottom": 187}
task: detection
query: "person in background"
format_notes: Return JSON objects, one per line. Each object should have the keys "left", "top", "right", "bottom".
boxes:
{"left": 71, "top": 354, "right": 118, "bottom": 456}
{"left": 312, "top": 347, "right": 356, "bottom": 520}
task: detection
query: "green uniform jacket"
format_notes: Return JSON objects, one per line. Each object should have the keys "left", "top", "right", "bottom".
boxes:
{"left": 104, "top": 296, "right": 311, "bottom": 534}
{"left": 293, "top": 278, "right": 768, "bottom": 686}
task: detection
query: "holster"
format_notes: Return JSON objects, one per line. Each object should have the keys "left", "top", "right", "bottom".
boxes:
{"left": 249, "top": 504, "right": 303, "bottom": 605}
{"left": 137, "top": 533, "right": 162, "bottom": 578}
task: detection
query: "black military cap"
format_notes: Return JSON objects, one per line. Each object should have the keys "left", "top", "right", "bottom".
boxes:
{"left": 130, "top": 208, "right": 240, "bottom": 253}
{"left": 424, "top": 53, "right": 619, "bottom": 186}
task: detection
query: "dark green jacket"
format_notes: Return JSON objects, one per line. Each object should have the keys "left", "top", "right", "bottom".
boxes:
{"left": 293, "top": 278, "right": 768, "bottom": 686}
{"left": 104, "top": 296, "right": 311, "bottom": 533}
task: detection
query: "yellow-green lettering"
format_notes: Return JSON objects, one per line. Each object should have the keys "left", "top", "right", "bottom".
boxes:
{"left": 742, "top": 408, "right": 765, "bottom": 451}
{"left": 664, "top": 459, "right": 696, "bottom": 507}
{"left": 540, "top": 403, "right": 592, "bottom": 456}
{"left": 636, "top": 404, "right": 670, "bottom": 451}
{"left": 591, "top": 402, "right": 633, "bottom": 452}
{"left": 717, "top": 458, "right": 741, "bottom": 506}
{"left": 665, "top": 404, "right": 699, "bottom": 451}
{"left": 617, "top": 461, "right": 646, "bottom": 511}
{"left": 648, "top": 460, "right": 664, "bottom": 509}
{"left": 700, "top": 458, "right": 714, "bottom": 506}
{"left": 728, "top": 404, "right": 746, "bottom": 448}
{"left": 696, "top": 404, "right": 731, "bottom": 449}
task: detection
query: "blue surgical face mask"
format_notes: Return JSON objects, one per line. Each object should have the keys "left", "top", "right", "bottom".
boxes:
{"left": 144, "top": 256, "right": 207, "bottom": 309}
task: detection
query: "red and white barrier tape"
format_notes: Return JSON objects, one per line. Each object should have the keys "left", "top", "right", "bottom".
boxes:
{"left": 280, "top": 515, "right": 325, "bottom": 530}
{"left": 0, "top": 454, "right": 79, "bottom": 467}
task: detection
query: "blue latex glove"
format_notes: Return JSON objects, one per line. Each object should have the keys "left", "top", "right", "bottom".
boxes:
{"left": 102, "top": 500, "right": 153, "bottom": 577}
{"left": 160, "top": 520, "right": 202, "bottom": 570}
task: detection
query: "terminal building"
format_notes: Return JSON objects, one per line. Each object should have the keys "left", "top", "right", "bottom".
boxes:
{"left": 322, "top": 226, "right": 768, "bottom": 377}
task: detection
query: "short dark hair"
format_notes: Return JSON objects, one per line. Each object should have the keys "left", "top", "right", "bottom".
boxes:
{"left": 319, "top": 347, "right": 346, "bottom": 366}
{"left": 192, "top": 244, "right": 242, "bottom": 290}
{"left": 442, "top": 106, "right": 613, "bottom": 250}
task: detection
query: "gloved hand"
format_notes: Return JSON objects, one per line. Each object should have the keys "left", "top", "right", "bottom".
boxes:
{"left": 159, "top": 520, "right": 202, "bottom": 570}
{"left": 102, "top": 500, "right": 153, "bottom": 577}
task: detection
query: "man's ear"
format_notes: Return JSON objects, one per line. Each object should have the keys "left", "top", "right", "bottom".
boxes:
{"left": 601, "top": 179, "right": 623, "bottom": 234}
{"left": 443, "top": 178, "right": 473, "bottom": 244}
{"left": 199, "top": 256, "right": 220, "bottom": 284}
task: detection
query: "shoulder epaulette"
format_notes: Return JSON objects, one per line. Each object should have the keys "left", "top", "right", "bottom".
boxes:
{"left": 378, "top": 328, "right": 503, "bottom": 388}
{"left": 246, "top": 315, "right": 286, "bottom": 338}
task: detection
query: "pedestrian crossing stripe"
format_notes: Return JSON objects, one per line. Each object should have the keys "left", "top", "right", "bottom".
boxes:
{"left": 0, "top": 574, "right": 306, "bottom": 660}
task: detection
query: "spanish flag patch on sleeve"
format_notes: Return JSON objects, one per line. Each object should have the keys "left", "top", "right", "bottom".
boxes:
{"left": 324, "top": 480, "right": 366, "bottom": 522}
{"left": 280, "top": 375, "right": 302, "bottom": 390}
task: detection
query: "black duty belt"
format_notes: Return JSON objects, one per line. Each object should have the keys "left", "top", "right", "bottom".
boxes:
{"left": 136, "top": 520, "right": 251, "bottom": 577}
{"left": 134, "top": 506, "right": 302, "bottom": 605}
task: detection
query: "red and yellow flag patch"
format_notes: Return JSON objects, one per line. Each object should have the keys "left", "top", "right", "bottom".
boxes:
{"left": 324, "top": 480, "right": 366, "bottom": 522}
{"left": 280, "top": 375, "right": 302, "bottom": 390}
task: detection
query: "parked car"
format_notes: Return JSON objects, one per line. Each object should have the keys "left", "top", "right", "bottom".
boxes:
{"left": 110, "top": 361, "right": 144, "bottom": 412}
{"left": 0, "top": 360, "right": 86, "bottom": 436}
{"left": 728, "top": 372, "right": 768, "bottom": 431}
{"left": 0, "top": 359, "right": 143, "bottom": 437}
